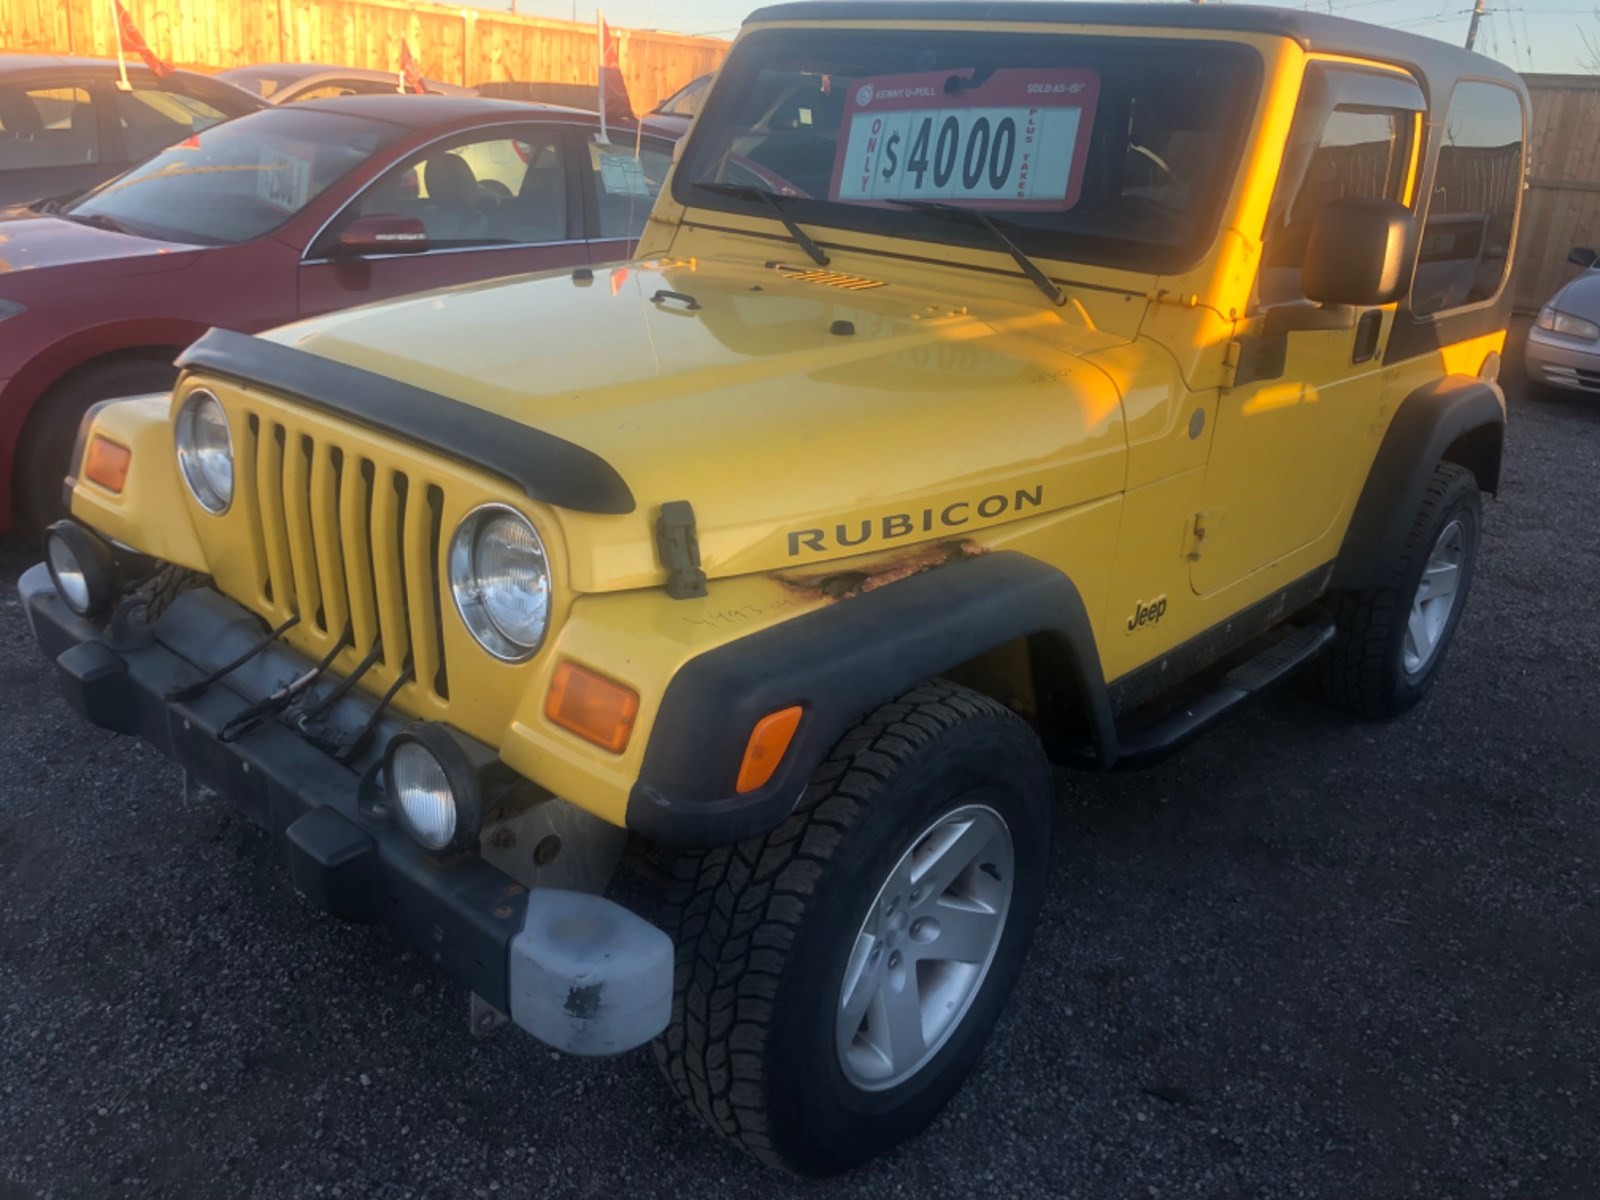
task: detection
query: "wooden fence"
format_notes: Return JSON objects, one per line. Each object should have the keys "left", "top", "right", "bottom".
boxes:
{"left": 0, "top": 0, "right": 728, "bottom": 112}
{"left": 1514, "top": 74, "right": 1600, "bottom": 312}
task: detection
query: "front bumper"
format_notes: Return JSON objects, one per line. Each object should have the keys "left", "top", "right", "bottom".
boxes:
{"left": 1524, "top": 327, "right": 1600, "bottom": 395}
{"left": 20, "top": 563, "right": 671, "bottom": 1057}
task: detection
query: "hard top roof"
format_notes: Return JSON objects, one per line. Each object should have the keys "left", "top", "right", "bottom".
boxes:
{"left": 742, "top": 2, "right": 1525, "bottom": 94}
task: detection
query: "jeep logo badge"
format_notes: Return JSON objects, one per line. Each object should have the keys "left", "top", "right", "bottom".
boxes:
{"left": 1127, "top": 595, "right": 1168, "bottom": 632}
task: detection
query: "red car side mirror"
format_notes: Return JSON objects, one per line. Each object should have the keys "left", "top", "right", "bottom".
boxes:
{"left": 336, "top": 214, "right": 429, "bottom": 256}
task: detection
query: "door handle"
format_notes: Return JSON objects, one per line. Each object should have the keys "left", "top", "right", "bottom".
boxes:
{"left": 1352, "top": 309, "right": 1384, "bottom": 364}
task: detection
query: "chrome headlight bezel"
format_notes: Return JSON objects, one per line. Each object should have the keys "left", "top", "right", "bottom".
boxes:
{"left": 174, "top": 389, "right": 234, "bottom": 514}
{"left": 448, "top": 503, "right": 552, "bottom": 662}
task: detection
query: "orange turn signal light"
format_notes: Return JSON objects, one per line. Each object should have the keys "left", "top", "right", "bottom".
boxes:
{"left": 84, "top": 435, "right": 131, "bottom": 494}
{"left": 545, "top": 661, "right": 639, "bottom": 754}
{"left": 736, "top": 705, "right": 803, "bottom": 795}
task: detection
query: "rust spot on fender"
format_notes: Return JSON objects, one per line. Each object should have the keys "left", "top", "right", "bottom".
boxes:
{"left": 774, "top": 539, "right": 986, "bottom": 603}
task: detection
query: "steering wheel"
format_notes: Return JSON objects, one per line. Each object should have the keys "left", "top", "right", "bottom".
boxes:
{"left": 1115, "top": 194, "right": 1192, "bottom": 238}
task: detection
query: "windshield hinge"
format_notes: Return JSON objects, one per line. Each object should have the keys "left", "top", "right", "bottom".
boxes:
{"left": 655, "top": 500, "right": 708, "bottom": 600}
{"left": 1222, "top": 339, "right": 1241, "bottom": 389}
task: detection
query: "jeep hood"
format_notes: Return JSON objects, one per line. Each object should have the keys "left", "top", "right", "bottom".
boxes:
{"left": 261, "top": 258, "right": 1131, "bottom": 591}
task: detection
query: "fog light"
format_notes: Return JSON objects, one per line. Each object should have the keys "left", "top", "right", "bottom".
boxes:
{"left": 44, "top": 520, "right": 116, "bottom": 617}
{"left": 383, "top": 724, "right": 484, "bottom": 854}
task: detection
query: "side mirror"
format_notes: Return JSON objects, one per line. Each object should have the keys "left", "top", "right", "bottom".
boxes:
{"left": 336, "top": 214, "right": 429, "bottom": 256}
{"left": 1569, "top": 246, "right": 1598, "bottom": 269}
{"left": 1303, "top": 197, "right": 1419, "bottom": 307}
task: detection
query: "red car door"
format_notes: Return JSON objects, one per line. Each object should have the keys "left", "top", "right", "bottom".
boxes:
{"left": 297, "top": 123, "right": 589, "bottom": 318}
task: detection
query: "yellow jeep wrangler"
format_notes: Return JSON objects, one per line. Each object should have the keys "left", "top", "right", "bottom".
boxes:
{"left": 24, "top": 1, "right": 1526, "bottom": 1175}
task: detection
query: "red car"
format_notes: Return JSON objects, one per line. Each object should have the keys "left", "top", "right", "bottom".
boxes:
{"left": 0, "top": 94, "right": 680, "bottom": 531}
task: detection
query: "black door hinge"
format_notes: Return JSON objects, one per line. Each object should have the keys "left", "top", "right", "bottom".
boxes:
{"left": 655, "top": 500, "right": 708, "bottom": 600}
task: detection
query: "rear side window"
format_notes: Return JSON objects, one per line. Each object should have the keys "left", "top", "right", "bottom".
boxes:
{"left": 0, "top": 85, "right": 99, "bottom": 169}
{"left": 1411, "top": 80, "right": 1524, "bottom": 316}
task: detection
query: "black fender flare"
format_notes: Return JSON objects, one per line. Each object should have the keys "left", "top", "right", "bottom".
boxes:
{"left": 626, "top": 550, "right": 1115, "bottom": 848}
{"left": 1332, "top": 374, "right": 1504, "bottom": 591}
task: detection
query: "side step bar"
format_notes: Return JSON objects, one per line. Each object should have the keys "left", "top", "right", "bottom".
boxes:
{"left": 1113, "top": 611, "right": 1336, "bottom": 769}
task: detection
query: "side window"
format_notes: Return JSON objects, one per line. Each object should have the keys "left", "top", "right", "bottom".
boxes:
{"left": 1412, "top": 81, "right": 1524, "bottom": 316}
{"left": 589, "top": 138, "right": 674, "bottom": 240}
{"left": 294, "top": 81, "right": 404, "bottom": 102}
{"left": 0, "top": 86, "right": 99, "bottom": 169}
{"left": 1260, "top": 105, "right": 1415, "bottom": 306}
{"left": 349, "top": 132, "right": 567, "bottom": 249}
{"left": 291, "top": 85, "right": 362, "bottom": 102}
{"left": 116, "top": 88, "right": 228, "bottom": 161}
{"left": 658, "top": 76, "right": 710, "bottom": 118}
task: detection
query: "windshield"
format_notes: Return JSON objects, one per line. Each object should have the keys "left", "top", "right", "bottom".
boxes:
{"left": 674, "top": 29, "right": 1261, "bottom": 274}
{"left": 67, "top": 108, "right": 404, "bottom": 245}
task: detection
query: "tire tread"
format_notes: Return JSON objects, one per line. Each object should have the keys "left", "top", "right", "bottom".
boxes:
{"left": 652, "top": 682, "right": 1022, "bottom": 1169}
{"left": 1306, "top": 461, "right": 1479, "bottom": 718}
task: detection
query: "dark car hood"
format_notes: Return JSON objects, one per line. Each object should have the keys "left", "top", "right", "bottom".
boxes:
{"left": 1551, "top": 270, "right": 1600, "bottom": 323}
{"left": 0, "top": 209, "right": 203, "bottom": 278}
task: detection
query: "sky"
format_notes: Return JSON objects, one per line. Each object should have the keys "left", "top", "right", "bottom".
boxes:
{"left": 485, "top": 0, "right": 1599, "bottom": 75}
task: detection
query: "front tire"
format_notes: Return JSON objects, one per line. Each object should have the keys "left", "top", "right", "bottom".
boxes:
{"left": 654, "top": 682, "right": 1052, "bottom": 1174}
{"left": 1308, "top": 461, "right": 1482, "bottom": 718}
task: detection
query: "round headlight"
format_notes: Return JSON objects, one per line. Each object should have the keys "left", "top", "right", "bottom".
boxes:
{"left": 449, "top": 505, "right": 551, "bottom": 661}
{"left": 383, "top": 724, "right": 484, "bottom": 855}
{"left": 175, "top": 389, "right": 233, "bottom": 513}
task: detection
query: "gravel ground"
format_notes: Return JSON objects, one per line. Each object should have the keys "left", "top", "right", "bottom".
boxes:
{"left": 1, "top": 331, "right": 1596, "bottom": 1200}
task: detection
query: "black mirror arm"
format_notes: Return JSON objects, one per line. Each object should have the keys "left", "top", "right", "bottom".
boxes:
{"left": 1261, "top": 302, "right": 1357, "bottom": 338}
{"left": 1233, "top": 303, "right": 1359, "bottom": 388}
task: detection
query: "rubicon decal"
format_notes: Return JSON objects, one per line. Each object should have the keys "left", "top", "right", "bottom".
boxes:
{"left": 787, "top": 486, "right": 1043, "bottom": 555}
{"left": 1127, "top": 595, "right": 1168, "bottom": 632}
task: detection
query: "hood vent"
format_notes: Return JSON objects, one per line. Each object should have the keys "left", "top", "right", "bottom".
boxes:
{"left": 769, "top": 263, "right": 886, "bottom": 291}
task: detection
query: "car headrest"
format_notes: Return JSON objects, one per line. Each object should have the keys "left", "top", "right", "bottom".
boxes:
{"left": 424, "top": 154, "right": 478, "bottom": 205}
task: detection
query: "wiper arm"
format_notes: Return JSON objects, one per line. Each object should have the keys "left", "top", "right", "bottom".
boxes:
{"left": 689, "top": 179, "right": 830, "bottom": 267}
{"left": 29, "top": 188, "right": 85, "bottom": 214}
{"left": 887, "top": 199, "right": 1064, "bottom": 307}
{"left": 61, "top": 211, "right": 137, "bottom": 236}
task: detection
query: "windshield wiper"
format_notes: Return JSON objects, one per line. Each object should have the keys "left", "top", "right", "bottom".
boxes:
{"left": 60, "top": 211, "right": 139, "bottom": 237}
{"left": 28, "top": 189, "right": 85, "bottom": 215}
{"left": 689, "top": 179, "right": 829, "bottom": 267}
{"left": 887, "top": 199, "right": 1065, "bottom": 307}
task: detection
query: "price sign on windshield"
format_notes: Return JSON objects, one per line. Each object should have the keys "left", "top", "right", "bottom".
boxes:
{"left": 829, "top": 68, "right": 1099, "bottom": 210}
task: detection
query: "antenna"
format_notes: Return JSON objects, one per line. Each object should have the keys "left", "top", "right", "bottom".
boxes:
{"left": 1465, "top": 0, "right": 1489, "bottom": 51}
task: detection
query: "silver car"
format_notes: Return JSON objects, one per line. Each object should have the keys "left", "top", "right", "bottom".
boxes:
{"left": 1525, "top": 246, "right": 1600, "bottom": 397}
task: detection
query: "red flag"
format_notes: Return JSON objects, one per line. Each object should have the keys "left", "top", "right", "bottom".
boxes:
{"left": 398, "top": 40, "right": 426, "bottom": 95}
{"left": 598, "top": 15, "right": 635, "bottom": 125}
{"left": 114, "top": 1, "right": 173, "bottom": 79}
